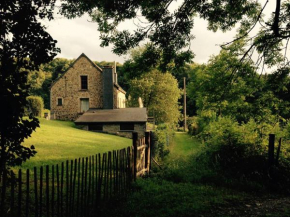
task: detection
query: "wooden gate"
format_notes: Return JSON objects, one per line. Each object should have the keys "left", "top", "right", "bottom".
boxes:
{"left": 132, "top": 132, "right": 151, "bottom": 180}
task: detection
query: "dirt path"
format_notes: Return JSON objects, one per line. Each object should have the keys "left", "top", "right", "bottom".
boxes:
{"left": 212, "top": 196, "right": 290, "bottom": 217}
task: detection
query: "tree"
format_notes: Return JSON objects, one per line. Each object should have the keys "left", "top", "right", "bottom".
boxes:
{"left": 187, "top": 46, "right": 284, "bottom": 124}
{"left": 43, "top": 58, "right": 73, "bottom": 81}
{"left": 0, "top": 0, "right": 59, "bottom": 177}
{"left": 60, "top": 0, "right": 289, "bottom": 70}
{"left": 27, "top": 67, "right": 46, "bottom": 93}
{"left": 128, "top": 69, "right": 181, "bottom": 124}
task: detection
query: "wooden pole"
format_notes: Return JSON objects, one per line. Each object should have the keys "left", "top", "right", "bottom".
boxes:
{"left": 46, "top": 165, "right": 49, "bottom": 217}
{"left": 18, "top": 169, "right": 22, "bottom": 217}
{"left": 276, "top": 138, "right": 282, "bottom": 165}
{"left": 40, "top": 167, "right": 43, "bottom": 217}
{"left": 34, "top": 167, "right": 38, "bottom": 217}
{"left": 145, "top": 132, "right": 150, "bottom": 173}
{"left": 26, "top": 169, "right": 29, "bottom": 217}
{"left": 11, "top": 171, "right": 15, "bottom": 217}
{"left": 183, "top": 77, "right": 187, "bottom": 132}
{"left": 133, "top": 132, "right": 138, "bottom": 181}
{"left": 268, "top": 134, "right": 275, "bottom": 166}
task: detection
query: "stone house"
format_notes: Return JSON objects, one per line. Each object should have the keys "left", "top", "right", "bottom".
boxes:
{"left": 50, "top": 53, "right": 147, "bottom": 138}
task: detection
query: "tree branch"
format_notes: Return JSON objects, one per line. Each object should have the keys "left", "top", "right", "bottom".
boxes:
{"left": 221, "top": 0, "right": 269, "bottom": 48}
{"left": 273, "top": 0, "right": 281, "bottom": 36}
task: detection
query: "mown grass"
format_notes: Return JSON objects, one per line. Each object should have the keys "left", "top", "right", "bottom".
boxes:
{"left": 168, "top": 132, "right": 202, "bottom": 159}
{"left": 19, "top": 118, "right": 131, "bottom": 170}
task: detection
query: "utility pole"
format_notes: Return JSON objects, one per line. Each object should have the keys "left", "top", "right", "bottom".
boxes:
{"left": 183, "top": 77, "right": 187, "bottom": 132}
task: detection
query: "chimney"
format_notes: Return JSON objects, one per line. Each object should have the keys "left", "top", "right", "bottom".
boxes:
{"left": 138, "top": 97, "right": 143, "bottom": 108}
{"left": 103, "top": 66, "right": 114, "bottom": 109}
{"left": 114, "top": 61, "right": 118, "bottom": 84}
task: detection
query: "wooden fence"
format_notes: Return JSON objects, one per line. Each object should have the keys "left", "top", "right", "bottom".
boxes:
{"left": 0, "top": 132, "right": 151, "bottom": 217}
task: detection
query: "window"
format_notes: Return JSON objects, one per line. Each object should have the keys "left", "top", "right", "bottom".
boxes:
{"left": 80, "top": 98, "right": 89, "bottom": 112}
{"left": 89, "top": 124, "right": 103, "bottom": 131}
{"left": 80, "top": 75, "right": 88, "bottom": 90}
{"left": 57, "top": 98, "right": 63, "bottom": 106}
{"left": 120, "top": 123, "right": 134, "bottom": 131}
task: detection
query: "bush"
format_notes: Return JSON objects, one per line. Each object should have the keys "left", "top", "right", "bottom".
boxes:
{"left": 195, "top": 117, "right": 290, "bottom": 192}
{"left": 26, "top": 96, "right": 44, "bottom": 117}
{"left": 152, "top": 124, "right": 175, "bottom": 160}
{"left": 187, "top": 116, "right": 198, "bottom": 135}
{"left": 188, "top": 110, "right": 217, "bottom": 136}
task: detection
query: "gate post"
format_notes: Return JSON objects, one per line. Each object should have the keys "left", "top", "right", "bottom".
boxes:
{"left": 268, "top": 134, "right": 275, "bottom": 167}
{"left": 132, "top": 132, "right": 138, "bottom": 181}
{"left": 145, "top": 132, "right": 151, "bottom": 174}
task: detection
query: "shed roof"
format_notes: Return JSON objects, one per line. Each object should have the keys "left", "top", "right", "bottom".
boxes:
{"left": 75, "top": 108, "right": 147, "bottom": 123}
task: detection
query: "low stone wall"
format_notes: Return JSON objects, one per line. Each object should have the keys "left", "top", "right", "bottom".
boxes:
{"left": 103, "top": 123, "right": 146, "bottom": 138}
{"left": 79, "top": 123, "right": 146, "bottom": 139}
{"left": 51, "top": 112, "right": 81, "bottom": 121}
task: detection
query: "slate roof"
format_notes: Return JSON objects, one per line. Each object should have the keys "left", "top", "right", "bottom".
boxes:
{"left": 75, "top": 108, "right": 147, "bottom": 123}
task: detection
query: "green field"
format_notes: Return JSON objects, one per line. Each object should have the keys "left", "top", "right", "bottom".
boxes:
{"left": 19, "top": 118, "right": 131, "bottom": 170}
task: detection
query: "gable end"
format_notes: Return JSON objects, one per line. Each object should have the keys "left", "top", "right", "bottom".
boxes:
{"left": 50, "top": 53, "right": 102, "bottom": 90}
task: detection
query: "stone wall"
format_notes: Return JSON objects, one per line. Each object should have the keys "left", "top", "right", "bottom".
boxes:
{"left": 81, "top": 123, "right": 146, "bottom": 139}
{"left": 51, "top": 55, "right": 103, "bottom": 120}
{"left": 103, "top": 123, "right": 146, "bottom": 138}
{"left": 50, "top": 112, "right": 81, "bottom": 121}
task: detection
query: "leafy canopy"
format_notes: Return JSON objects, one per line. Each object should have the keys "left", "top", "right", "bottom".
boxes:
{"left": 59, "top": 0, "right": 290, "bottom": 68}
{"left": 0, "top": 0, "right": 59, "bottom": 175}
{"left": 129, "top": 69, "right": 181, "bottom": 124}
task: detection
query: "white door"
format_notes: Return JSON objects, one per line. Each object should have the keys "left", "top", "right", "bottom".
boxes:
{"left": 80, "top": 98, "right": 89, "bottom": 112}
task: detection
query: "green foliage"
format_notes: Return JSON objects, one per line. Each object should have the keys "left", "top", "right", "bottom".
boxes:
{"left": 152, "top": 124, "right": 175, "bottom": 160}
{"left": 188, "top": 48, "right": 265, "bottom": 122}
{"left": 187, "top": 116, "right": 199, "bottom": 135}
{"left": 193, "top": 117, "right": 290, "bottom": 191}
{"left": 129, "top": 69, "right": 181, "bottom": 125}
{"left": 43, "top": 58, "right": 74, "bottom": 81}
{"left": 0, "top": 0, "right": 59, "bottom": 175}
{"left": 60, "top": 0, "right": 290, "bottom": 69}
{"left": 26, "top": 96, "right": 44, "bottom": 117}
{"left": 27, "top": 66, "right": 46, "bottom": 91}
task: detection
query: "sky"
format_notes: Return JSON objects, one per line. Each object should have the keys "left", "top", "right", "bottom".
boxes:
{"left": 43, "top": 1, "right": 276, "bottom": 64}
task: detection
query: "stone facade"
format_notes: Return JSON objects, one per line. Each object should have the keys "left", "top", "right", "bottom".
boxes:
{"left": 103, "top": 123, "right": 146, "bottom": 138}
{"left": 50, "top": 54, "right": 126, "bottom": 120}
{"left": 81, "top": 123, "right": 146, "bottom": 139}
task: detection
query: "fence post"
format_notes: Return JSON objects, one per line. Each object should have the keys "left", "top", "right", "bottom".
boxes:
{"left": 276, "top": 138, "right": 282, "bottom": 165}
{"left": 0, "top": 170, "right": 7, "bottom": 217}
{"left": 133, "top": 132, "right": 138, "bottom": 181}
{"left": 150, "top": 132, "right": 153, "bottom": 170}
{"left": 268, "top": 134, "right": 275, "bottom": 167}
{"left": 145, "top": 132, "right": 151, "bottom": 174}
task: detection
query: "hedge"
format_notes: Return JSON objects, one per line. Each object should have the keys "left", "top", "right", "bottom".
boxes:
{"left": 26, "top": 96, "right": 44, "bottom": 117}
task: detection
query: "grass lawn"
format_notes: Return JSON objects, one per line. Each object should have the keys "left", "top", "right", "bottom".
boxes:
{"left": 99, "top": 132, "right": 290, "bottom": 217}
{"left": 19, "top": 118, "right": 131, "bottom": 170}
{"left": 168, "top": 132, "right": 202, "bottom": 159}
{"left": 99, "top": 132, "right": 247, "bottom": 217}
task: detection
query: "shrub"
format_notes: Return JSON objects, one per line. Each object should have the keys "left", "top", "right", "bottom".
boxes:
{"left": 152, "top": 124, "right": 175, "bottom": 160}
{"left": 195, "top": 117, "right": 290, "bottom": 192}
{"left": 188, "top": 110, "right": 217, "bottom": 136}
{"left": 187, "top": 116, "right": 198, "bottom": 135}
{"left": 26, "top": 96, "right": 44, "bottom": 117}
